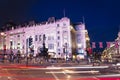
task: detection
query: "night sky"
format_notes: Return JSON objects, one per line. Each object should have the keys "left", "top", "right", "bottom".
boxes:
{"left": 0, "top": 0, "right": 120, "bottom": 45}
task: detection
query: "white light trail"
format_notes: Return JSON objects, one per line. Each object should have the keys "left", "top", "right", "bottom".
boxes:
{"left": 46, "top": 70, "right": 99, "bottom": 74}
{"left": 97, "top": 74, "right": 120, "bottom": 77}
{"left": 1, "top": 65, "right": 109, "bottom": 70}
{"left": 46, "top": 66, "right": 109, "bottom": 70}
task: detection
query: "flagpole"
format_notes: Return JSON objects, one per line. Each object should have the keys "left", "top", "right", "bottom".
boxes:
{"left": 63, "top": 9, "right": 66, "bottom": 17}
{"left": 82, "top": 16, "right": 85, "bottom": 24}
{"left": 118, "top": 32, "right": 120, "bottom": 54}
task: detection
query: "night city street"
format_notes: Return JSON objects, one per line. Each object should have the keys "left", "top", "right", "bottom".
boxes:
{"left": 1, "top": 0, "right": 120, "bottom": 80}
{"left": 0, "top": 61, "right": 120, "bottom": 80}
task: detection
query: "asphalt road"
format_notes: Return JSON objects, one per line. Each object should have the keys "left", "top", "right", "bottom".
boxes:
{"left": 0, "top": 63, "right": 120, "bottom": 80}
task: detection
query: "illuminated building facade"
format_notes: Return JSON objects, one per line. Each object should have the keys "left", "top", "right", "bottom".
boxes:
{"left": 102, "top": 32, "right": 120, "bottom": 62}
{"left": 0, "top": 17, "right": 89, "bottom": 58}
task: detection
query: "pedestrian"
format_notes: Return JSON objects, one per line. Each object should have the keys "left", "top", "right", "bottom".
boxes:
{"left": 76, "top": 55, "right": 80, "bottom": 64}
{"left": 86, "top": 49, "right": 91, "bottom": 64}
{"left": 98, "top": 52, "right": 101, "bottom": 62}
{"left": 9, "top": 50, "right": 14, "bottom": 63}
{"left": 16, "top": 50, "right": 21, "bottom": 63}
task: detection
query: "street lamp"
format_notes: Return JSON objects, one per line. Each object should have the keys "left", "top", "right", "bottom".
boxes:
{"left": 41, "top": 34, "right": 48, "bottom": 58}
{"left": 0, "top": 32, "right": 6, "bottom": 50}
{"left": 118, "top": 32, "right": 120, "bottom": 54}
{"left": 63, "top": 43, "right": 68, "bottom": 62}
{"left": 0, "top": 32, "right": 6, "bottom": 62}
{"left": 1, "top": 32, "right": 5, "bottom": 36}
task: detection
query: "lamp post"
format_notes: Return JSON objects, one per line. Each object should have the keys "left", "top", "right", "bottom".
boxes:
{"left": 63, "top": 43, "right": 68, "bottom": 62}
{"left": 26, "top": 38, "right": 29, "bottom": 66}
{"left": 42, "top": 34, "right": 46, "bottom": 57}
{"left": 0, "top": 32, "right": 6, "bottom": 62}
{"left": 1, "top": 32, "right": 5, "bottom": 49}
{"left": 41, "top": 34, "right": 48, "bottom": 59}
{"left": 118, "top": 32, "right": 120, "bottom": 54}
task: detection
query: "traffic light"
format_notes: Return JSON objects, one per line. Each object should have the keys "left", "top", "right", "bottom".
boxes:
{"left": 63, "top": 48, "right": 65, "bottom": 53}
{"left": 29, "top": 37, "right": 33, "bottom": 47}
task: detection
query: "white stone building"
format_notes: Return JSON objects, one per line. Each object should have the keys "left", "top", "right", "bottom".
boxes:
{"left": 0, "top": 17, "right": 88, "bottom": 58}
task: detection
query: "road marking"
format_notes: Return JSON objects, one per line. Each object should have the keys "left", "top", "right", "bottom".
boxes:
{"left": 46, "top": 70, "right": 99, "bottom": 74}
{"left": 46, "top": 66, "right": 109, "bottom": 70}
{"left": 50, "top": 71, "right": 60, "bottom": 80}
{"left": 62, "top": 70, "right": 71, "bottom": 79}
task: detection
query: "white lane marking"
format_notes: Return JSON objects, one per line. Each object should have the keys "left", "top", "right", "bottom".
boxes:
{"left": 97, "top": 74, "right": 120, "bottom": 77}
{"left": 62, "top": 70, "right": 71, "bottom": 80}
{"left": 50, "top": 71, "right": 60, "bottom": 80}
{"left": 46, "top": 66, "right": 109, "bottom": 69}
{"left": 46, "top": 70, "right": 99, "bottom": 74}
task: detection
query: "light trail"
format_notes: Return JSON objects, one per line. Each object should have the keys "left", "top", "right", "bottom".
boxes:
{"left": 96, "top": 74, "right": 120, "bottom": 77}
{"left": 1, "top": 65, "right": 109, "bottom": 70}
{"left": 46, "top": 66, "right": 109, "bottom": 70}
{"left": 46, "top": 70, "right": 99, "bottom": 74}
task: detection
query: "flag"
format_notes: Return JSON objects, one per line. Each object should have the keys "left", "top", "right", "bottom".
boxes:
{"left": 115, "top": 41, "right": 118, "bottom": 48}
{"left": 88, "top": 47, "right": 92, "bottom": 54}
{"left": 99, "top": 42, "right": 103, "bottom": 48}
{"left": 106, "top": 42, "right": 111, "bottom": 48}
{"left": 92, "top": 42, "right": 96, "bottom": 48}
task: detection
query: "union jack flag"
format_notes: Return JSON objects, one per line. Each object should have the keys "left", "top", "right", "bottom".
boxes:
{"left": 92, "top": 42, "right": 96, "bottom": 48}
{"left": 99, "top": 42, "right": 103, "bottom": 48}
{"left": 106, "top": 42, "right": 111, "bottom": 48}
{"left": 115, "top": 41, "right": 118, "bottom": 48}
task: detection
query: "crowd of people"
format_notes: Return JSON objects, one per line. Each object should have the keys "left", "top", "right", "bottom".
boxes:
{"left": 0, "top": 48, "right": 103, "bottom": 65}
{"left": 76, "top": 48, "right": 102, "bottom": 64}
{"left": 1, "top": 49, "right": 48, "bottom": 64}
{"left": 3, "top": 50, "right": 23, "bottom": 63}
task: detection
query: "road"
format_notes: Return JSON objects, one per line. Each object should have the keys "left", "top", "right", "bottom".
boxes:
{"left": 0, "top": 63, "right": 120, "bottom": 80}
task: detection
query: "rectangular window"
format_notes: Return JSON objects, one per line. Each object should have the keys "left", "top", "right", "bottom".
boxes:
{"left": 17, "top": 42, "right": 20, "bottom": 49}
{"left": 35, "top": 35, "right": 38, "bottom": 41}
{"left": 17, "top": 43, "right": 20, "bottom": 45}
{"left": 77, "top": 34, "right": 81, "bottom": 43}
{"left": 63, "top": 23, "right": 66, "bottom": 26}
{"left": 57, "top": 42, "right": 59, "bottom": 47}
{"left": 48, "top": 44, "right": 54, "bottom": 49}
{"left": 10, "top": 41, "right": 13, "bottom": 47}
{"left": 57, "top": 24, "right": 59, "bottom": 27}
{"left": 52, "top": 36, "right": 54, "bottom": 40}
{"left": 17, "top": 35, "right": 20, "bottom": 40}
{"left": 39, "top": 35, "right": 41, "bottom": 41}
{"left": 48, "top": 36, "right": 51, "bottom": 40}
{"left": 63, "top": 31, "right": 67, "bottom": 33}
{"left": 57, "top": 31, "right": 60, "bottom": 34}
{"left": 58, "top": 49, "right": 60, "bottom": 51}
{"left": 58, "top": 36, "right": 60, "bottom": 40}
{"left": 48, "top": 36, "right": 54, "bottom": 40}
{"left": 17, "top": 35, "right": 20, "bottom": 37}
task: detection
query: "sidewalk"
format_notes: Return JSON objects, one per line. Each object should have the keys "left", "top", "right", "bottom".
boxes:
{"left": 1, "top": 58, "right": 116, "bottom": 68}
{"left": 0, "top": 61, "right": 108, "bottom": 68}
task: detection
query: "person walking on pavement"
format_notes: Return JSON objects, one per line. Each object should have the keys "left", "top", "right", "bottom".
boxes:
{"left": 16, "top": 50, "right": 21, "bottom": 63}
{"left": 9, "top": 50, "right": 14, "bottom": 63}
{"left": 86, "top": 50, "right": 90, "bottom": 64}
{"left": 98, "top": 52, "right": 102, "bottom": 62}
